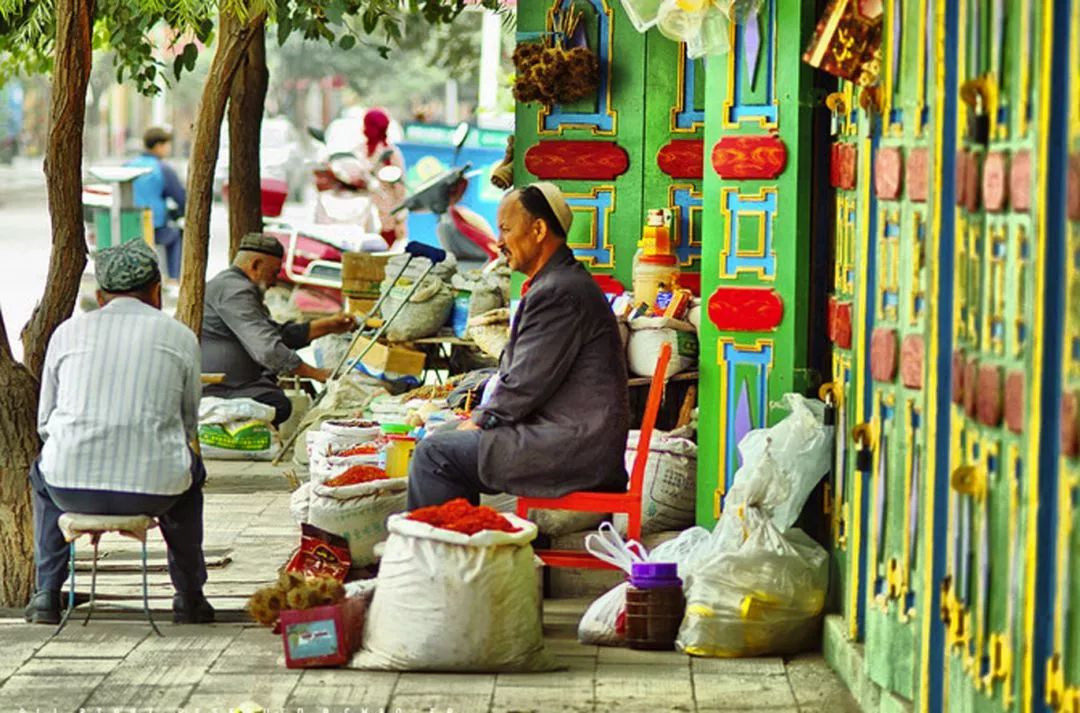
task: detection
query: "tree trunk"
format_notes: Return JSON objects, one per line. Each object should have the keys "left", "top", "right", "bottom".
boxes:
{"left": 175, "top": 9, "right": 267, "bottom": 333}
{"left": 227, "top": 20, "right": 268, "bottom": 262}
{"left": 0, "top": 311, "right": 41, "bottom": 607}
{"left": 20, "top": 0, "right": 94, "bottom": 380}
{"left": 0, "top": 0, "right": 94, "bottom": 606}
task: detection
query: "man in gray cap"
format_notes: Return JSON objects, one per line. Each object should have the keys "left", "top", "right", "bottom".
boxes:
{"left": 407, "top": 183, "right": 630, "bottom": 508}
{"left": 201, "top": 233, "right": 356, "bottom": 425}
{"left": 27, "top": 239, "right": 214, "bottom": 625}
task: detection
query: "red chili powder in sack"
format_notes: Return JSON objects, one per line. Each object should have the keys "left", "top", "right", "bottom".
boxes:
{"left": 334, "top": 442, "right": 381, "bottom": 457}
{"left": 323, "top": 464, "right": 389, "bottom": 487}
{"left": 407, "top": 497, "right": 521, "bottom": 535}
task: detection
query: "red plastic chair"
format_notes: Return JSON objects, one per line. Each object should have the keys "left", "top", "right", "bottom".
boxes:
{"left": 516, "top": 341, "right": 672, "bottom": 570}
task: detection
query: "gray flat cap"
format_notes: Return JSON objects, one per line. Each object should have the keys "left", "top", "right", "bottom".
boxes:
{"left": 238, "top": 232, "right": 285, "bottom": 258}
{"left": 95, "top": 240, "right": 161, "bottom": 293}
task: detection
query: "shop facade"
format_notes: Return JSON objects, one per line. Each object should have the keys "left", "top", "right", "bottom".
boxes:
{"left": 512, "top": 1, "right": 1079, "bottom": 711}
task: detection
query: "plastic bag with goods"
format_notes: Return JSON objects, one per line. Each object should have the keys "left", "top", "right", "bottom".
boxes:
{"left": 350, "top": 513, "right": 555, "bottom": 671}
{"left": 198, "top": 397, "right": 280, "bottom": 460}
{"left": 577, "top": 523, "right": 709, "bottom": 646}
{"left": 726, "top": 393, "right": 834, "bottom": 531}
{"left": 676, "top": 507, "right": 828, "bottom": 658}
{"left": 616, "top": 427, "right": 698, "bottom": 535}
{"left": 627, "top": 316, "right": 699, "bottom": 378}
{"left": 378, "top": 273, "right": 454, "bottom": 342}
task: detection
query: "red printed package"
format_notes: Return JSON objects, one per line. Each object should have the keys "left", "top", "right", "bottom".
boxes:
{"left": 286, "top": 523, "right": 351, "bottom": 582}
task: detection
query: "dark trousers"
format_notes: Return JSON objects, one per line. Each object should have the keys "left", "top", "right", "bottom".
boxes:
{"left": 250, "top": 387, "right": 292, "bottom": 427}
{"left": 30, "top": 457, "right": 208, "bottom": 595}
{"left": 406, "top": 429, "right": 496, "bottom": 509}
{"left": 154, "top": 224, "right": 182, "bottom": 280}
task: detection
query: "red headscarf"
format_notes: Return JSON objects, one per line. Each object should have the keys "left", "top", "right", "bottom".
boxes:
{"left": 363, "top": 108, "right": 391, "bottom": 157}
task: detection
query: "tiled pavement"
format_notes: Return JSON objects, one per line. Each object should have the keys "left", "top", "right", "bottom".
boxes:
{"left": 0, "top": 460, "right": 860, "bottom": 713}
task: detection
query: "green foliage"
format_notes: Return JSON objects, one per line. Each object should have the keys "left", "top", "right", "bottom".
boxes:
{"left": 0, "top": 0, "right": 510, "bottom": 95}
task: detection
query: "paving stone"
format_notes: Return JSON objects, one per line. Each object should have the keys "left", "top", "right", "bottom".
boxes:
{"left": 84, "top": 682, "right": 196, "bottom": 709}
{"left": 0, "top": 673, "right": 104, "bottom": 709}
{"left": 288, "top": 670, "right": 397, "bottom": 710}
{"left": 596, "top": 646, "right": 689, "bottom": 665}
{"left": 183, "top": 671, "right": 302, "bottom": 710}
{"left": 595, "top": 663, "right": 692, "bottom": 709}
{"left": 690, "top": 657, "right": 786, "bottom": 676}
{"left": 496, "top": 668, "right": 594, "bottom": 689}
{"left": 492, "top": 685, "right": 593, "bottom": 713}
{"left": 389, "top": 692, "right": 494, "bottom": 713}
{"left": 35, "top": 626, "right": 149, "bottom": 658}
{"left": 543, "top": 638, "right": 598, "bottom": 659}
{"left": 15, "top": 657, "right": 122, "bottom": 676}
{"left": 394, "top": 672, "right": 497, "bottom": 696}
{"left": 785, "top": 653, "right": 858, "bottom": 708}
{"left": 103, "top": 662, "right": 212, "bottom": 686}
{"left": 692, "top": 672, "right": 797, "bottom": 709}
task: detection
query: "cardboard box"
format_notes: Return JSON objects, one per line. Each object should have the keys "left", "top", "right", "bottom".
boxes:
{"left": 345, "top": 297, "right": 377, "bottom": 317}
{"left": 280, "top": 596, "right": 368, "bottom": 669}
{"left": 342, "top": 279, "right": 381, "bottom": 300}
{"left": 342, "top": 253, "right": 389, "bottom": 283}
{"left": 347, "top": 336, "right": 426, "bottom": 378}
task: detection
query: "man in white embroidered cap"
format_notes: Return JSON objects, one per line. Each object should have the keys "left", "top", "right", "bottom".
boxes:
{"left": 407, "top": 182, "right": 630, "bottom": 508}
{"left": 26, "top": 239, "right": 213, "bottom": 625}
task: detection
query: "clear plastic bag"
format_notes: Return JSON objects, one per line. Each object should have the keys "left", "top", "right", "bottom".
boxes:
{"left": 620, "top": 0, "right": 665, "bottom": 32}
{"left": 726, "top": 393, "right": 834, "bottom": 531}
{"left": 576, "top": 524, "right": 708, "bottom": 646}
{"left": 677, "top": 506, "right": 828, "bottom": 658}
{"left": 579, "top": 582, "right": 629, "bottom": 646}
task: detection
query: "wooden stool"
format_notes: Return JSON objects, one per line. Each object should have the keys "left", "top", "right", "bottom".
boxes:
{"left": 54, "top": 513, "right": 161, "bottom": 637}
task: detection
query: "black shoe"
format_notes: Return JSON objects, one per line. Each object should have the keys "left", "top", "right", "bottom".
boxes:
{"left": 172, "top": 592, "right": 215, "bottom": 624}
{"left": 24, "top": 590, "right": 60, "bottom": 625}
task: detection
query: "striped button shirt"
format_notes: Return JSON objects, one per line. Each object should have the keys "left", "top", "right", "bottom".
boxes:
{"left": 38, "top": 297, "right": 201, "bottom": 495}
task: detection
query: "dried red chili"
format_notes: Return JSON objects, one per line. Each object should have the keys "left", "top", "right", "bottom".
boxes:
{"left": 324, "top": 464, "right": 389, "bottom": 487}
{"left": 407, "top": 498, "right": 521, "bottom": 535}
{"left": 333, "top": 442, "right": 381, "bottom": 457}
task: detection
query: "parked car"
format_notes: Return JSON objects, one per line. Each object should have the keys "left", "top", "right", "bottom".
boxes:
{"left": 214, "top": 116, "right": 309, "bottom": 201}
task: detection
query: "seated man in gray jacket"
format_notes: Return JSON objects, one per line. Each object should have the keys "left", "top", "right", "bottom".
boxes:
{"left": 201, "top": 233, "right": 355, "bottom": 425}
{"left": 407, "top": 183, "right": 630, "bottom": 508}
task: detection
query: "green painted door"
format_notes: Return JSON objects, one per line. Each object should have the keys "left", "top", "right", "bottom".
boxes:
{"left": 859, "top": 0, "right": 942, "bottom": 705}
{"left": 642, "top": 37, "right": 705, "bottom": 285}
{"left": 941, "top": 2, "right": 1045, "bottom": 710}
{"left": 513, "top": 0, "right": 647, "bottom": 286}
{"left": 823, "top": 79, "right": 867, "bottom": 644}
{"left": 697, "top": 0, "right": 815, "bottom": 528}
{"left": 1046, "top": 2, "right": 1080, "bottom": 708}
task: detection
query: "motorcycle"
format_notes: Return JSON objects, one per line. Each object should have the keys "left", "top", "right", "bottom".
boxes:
{"left": 261, "top": 136, "right": 403, "bottom": 316}
{"left": 392, "top": 122, "right": 499, "bottom": 270}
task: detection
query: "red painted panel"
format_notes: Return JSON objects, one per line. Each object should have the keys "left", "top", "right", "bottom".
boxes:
{"left": 828, "top": 297, "right": 853, "bottom": 349}
{"left": 1011, "top": 150, "right": 1032, "bottom": 212}
{"left": 707, "top": 287, "right": 784, "bottom": 332}
{"left": 711, "top": 136, "right": 788, "bottom": 180}
{"left": 952, "top": 350, "right": 966, "bottom": 404}
{"left": 524, "top": 141, "right": 630, "bottom": 180}
{"left": 900, "top": 334, "right": 924, "bottom": 390}
{"left": 830, "top": 143, "right": 857, "bottom": 190}
{"left": 1069, "top": 153, "right": 1080, "bottom": 221}
{"left": 1005, "top": 371, "right": 1025, "bottom": 434}
{"left": 657, "top": 139, "right": 704, "bottom": 179}
{"left": 983, "top": 151, "right": 1008, "bottom": 212}
{"left": 976, "top": 364, "right": 1003, "bottom": 427}
{"left": 964, "top": 151, "right": 982, "bottom": 213}
{"left": 870, "top": 328, "right": 898, "bottom": 382}
{"left": 874, "top": 147, "right": 903, "bottom": 199}
{"left": 1063, "top": 391, "right": 1079, "bottom": 458}
{"left": 906, "top": 147, "right": 929, "bottom": 202}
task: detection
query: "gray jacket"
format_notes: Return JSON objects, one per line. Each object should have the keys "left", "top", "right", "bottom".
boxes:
{"left": 200, "top": 267, "right": 310, "bottom": 395}
{"left": 471, "top": 245, "right": 630, "bottom": 497}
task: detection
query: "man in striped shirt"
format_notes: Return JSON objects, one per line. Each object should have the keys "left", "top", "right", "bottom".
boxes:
{"left": 26, "top": 240, "right": 213, "bottom": 625}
